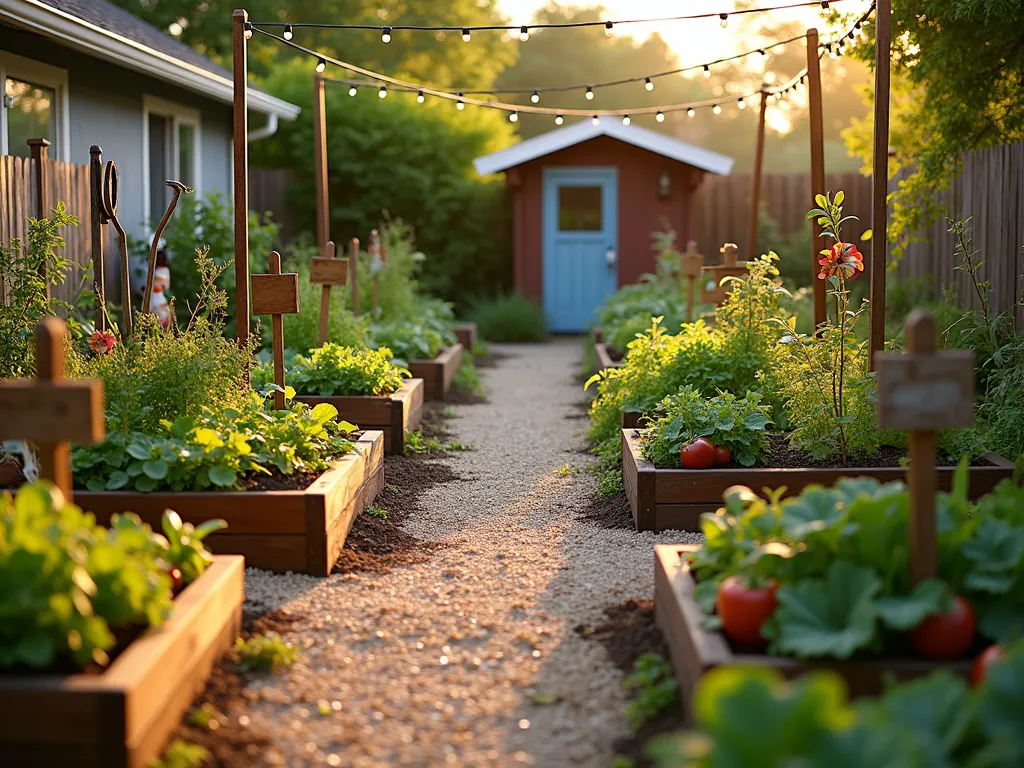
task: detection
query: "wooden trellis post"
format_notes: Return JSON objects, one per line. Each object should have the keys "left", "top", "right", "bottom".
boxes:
{"left": 680, "top": 240, "right": 704, "bottom": 323}
{"left": 311, "top": 240, "right": 349, "bottom": 347}
{"left": 0, "top": 317, "right": 104, "bottom": 502}
{"left": 28, "top": 138, "right": 50, "bottom": 295}
{"left": 252, "top": 252, "right": 300, "bottom": 410}
{"left": 747, "top": 85, "right": 769, "bottom": 260}
{"left": 807, "top": 27, "right": 827, "bottom": 330}
{"left": 90, "top": 145, "right": 107, "bottom": 332}
{"left": 876, "top": 309, "right": 974, "bottom": 583}
{"left": 349, "top": 237, "right": 360, "bottom": 316}
{"left": 869, "top": 0, "right": 893, "bottom": 367}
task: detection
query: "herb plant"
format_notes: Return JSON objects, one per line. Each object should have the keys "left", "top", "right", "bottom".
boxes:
{"left": 640, "top": 388, "right": 771, "bottom": 468}
{"left": 276, "top": 344, "right": 409, "bottom": 397}
{"left": 622, "top": 653, "right": 680, "bottom": 731}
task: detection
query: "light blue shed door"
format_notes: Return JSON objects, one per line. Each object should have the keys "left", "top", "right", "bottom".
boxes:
{"left": 542, "top": 167, "right": 618, "bottom": 332}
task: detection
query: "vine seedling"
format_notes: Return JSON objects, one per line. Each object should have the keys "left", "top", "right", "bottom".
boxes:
{"left": 0, "top": 317, "right": 104, "bottom": 500}
{"left": 252, "top": 251, "right": 300, "bottom": 410}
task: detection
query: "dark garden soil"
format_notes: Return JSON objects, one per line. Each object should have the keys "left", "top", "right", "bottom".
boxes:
{"left": 166, "top": 608, "right": 300, "bottom": 767}
{"left": 235, "top": 469, "right": 321, "bottom": 491}
{"left": 580, "top": 491, "right": 634, "bottom": 530}
{"left": 759, "top": 433, "right": 980, "bottom": 469}
{"left": 446, "top": 384, "right": 489, "bottom": 406}
{"left": 575, "top": 599, "right": 683, "bottom": 768}
{"left": 474, "top": 349, "right": 512, "bottom": 369}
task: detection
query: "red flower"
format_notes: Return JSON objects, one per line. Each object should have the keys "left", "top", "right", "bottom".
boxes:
{"left": 818, "top": 242, "right": 864, "bottom": 280}
{"left": 88, "top": 330, "right": 117, "bottom": 355}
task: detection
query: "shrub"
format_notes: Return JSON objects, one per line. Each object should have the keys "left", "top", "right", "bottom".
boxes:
{"left": 369, "top": 299, "right": 457, "bottom": 366}
{"left": 640, "top": 388, "right": 772, "bottom": 468}
{"left": 469, "top": 292, "right": 548, "bottom": 342}
{"left": 282, "top": 344, "right": 408, "bottom": 397}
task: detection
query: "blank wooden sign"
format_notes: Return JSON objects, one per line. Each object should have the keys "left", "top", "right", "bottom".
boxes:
{"left": 252, "top": 264, "right": 299, "bottom": 316}
{"left": 876, "top": 350, "right": 974, "bottom": 431}
{"left": 310, "top": 255, "right": 349, "bottom": 286}
{"left": 0, "top": 382, "right": 104, "bottom": 444}
{"left": 680, "top": 242, "right": 704, "bottom": 278}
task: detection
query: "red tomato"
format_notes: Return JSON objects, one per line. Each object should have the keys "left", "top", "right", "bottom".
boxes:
{"left": 971, "top": 645, "right": 1004, "bottom": 687}
{"left": 169, "top": 567, "right": 183, "bottom": 594}
{"left": 716, "top": 575, "right": 778, "bottom": 647}
{"left": 911, "top": 595, "right": 976, "bottom": 660}
{"left": 680, "top": 438, "right": 716, "bottom": 470}
{"left": 714, "top": 445, "right": 732, "bottom": 466}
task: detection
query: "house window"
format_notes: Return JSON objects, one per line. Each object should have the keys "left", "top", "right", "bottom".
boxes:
{"left": 142, "top": 96, "right": 200, "bottom": 226}
{"left": 558, "top": 186, "right": 603, "bottom": 231}
{"left": 0, "top": 52, "right": 69, "bottom": 160}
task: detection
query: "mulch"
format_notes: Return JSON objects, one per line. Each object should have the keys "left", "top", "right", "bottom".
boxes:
{"left": 445, "top": 385, "right": 488, "bottom": 405}
{"left": 575, "top": 599, "right": 683, "bottom": 768}
{"left": 759, "top": 432, "right": 974, "bottom": 469}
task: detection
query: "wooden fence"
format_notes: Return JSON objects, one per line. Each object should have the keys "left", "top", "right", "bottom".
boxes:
{"left": 0, "top": 154, "right": 94, "bottom": 304}
{"left": 250, "top": 168, "right": 298, "bottom": 243}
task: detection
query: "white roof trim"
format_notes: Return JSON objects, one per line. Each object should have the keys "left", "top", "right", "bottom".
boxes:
{"left": 0, "top": 0, "right": 300, "bottom": 120}
{"left": 474, "top": 120, "right": 734, "bottom": 176}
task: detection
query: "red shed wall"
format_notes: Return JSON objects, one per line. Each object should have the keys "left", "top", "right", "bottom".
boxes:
{"left": 508, "top": 135, "right": 708, "bottom": 301}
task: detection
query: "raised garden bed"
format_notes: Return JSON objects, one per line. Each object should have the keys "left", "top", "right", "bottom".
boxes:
{"left": 295, "top": 378, "right": 423, "bottom": 455}
{"left": 408, "top": 343, "right": 463, "bottom": 401}
{"left": 78, "top": 431, "right": 385, "bottom": 575}
{"left": 0, "top": 555, "right": 244, "bottom": 768}
{"left": 654, "top": 544, "right": 971, "bottom": 716}
{"left": 452, "top": 322, "right": 477, "bottom": 352}
{"left": 620, "top": 410, "right": 647, "bottom": 429}
{"left": 594, "top": 342, "right": 623, "bottom": 372}
{"left": 624, "top": 429, "right": 1014, "bottom": 532}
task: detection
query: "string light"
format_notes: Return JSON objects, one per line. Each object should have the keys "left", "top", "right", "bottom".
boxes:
{"left": 457, "top": 93, "right": 465, "bottom": 110}
{"left": 656, "top": 111, "right": 665, "bottom": 122}
{"left": 585, "top": 86, "right": 594, "bottom": 100}
{"left": 417, "top": 90, "right": 425, "bottom": 103}
{"left": 604, "top": 20, "right": 614, "bottom": 37}
{"left": 509, "top": 111, "right": 518, "bottom": 122}
{"left": 703, "top": 64, "right": 711, "bottom": 79}
{"left": 283, "top": 24, "right": 293, "bottom": 40}
{"left": 687, "top": 107, "right": 695, "bottom": 118}
{"left": 381, "top": 26, "right": 392, "bottom": 43}
{"left": 712, "top": 104, "right": 722, "bottom": 115}
{"left": 348, "top": 84, "right": 357, "bottom": 96}
{"left": 243, "top": 22, "right": 253, "bottom": 39}
{"left": 622, "top": 115, "right": 631, "bottom": 125}
{"left": 555, "top": 114, "right": 564, "bottom": 125}
{"left": 737, "top": 97, "right": 745, "bottom": 109}
{"left": 315, "top": 57, "right": 326, "bottom": 73}
{"left": 644, "top": 77, "right": 654, "bottom": 91}
{"left": 531, "top": 90, "right": 540, "bottom": 103}
{"left": 520, "top": 26, "right": 530, "bottom": 42}
{"left": 462, "top": 27, "right": 471, "bottom": 42}
{"left": 378, "top": 85, "right": 387, "bottom": 98}
{"left": 719, "top": 13, "right": 728, "bottom": 28}
{"left": 821, "top": 1, "right": 829, "bottom": 7}
{"left": 591, "top": 115, "right": 600, "bottom": 126}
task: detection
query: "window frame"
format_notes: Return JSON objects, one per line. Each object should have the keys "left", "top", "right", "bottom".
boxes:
{"left": 0, "top": 51, "right": 70, "bottom": 161}
{"left": 142, "top": 94, "right": 202, "bottom": 226}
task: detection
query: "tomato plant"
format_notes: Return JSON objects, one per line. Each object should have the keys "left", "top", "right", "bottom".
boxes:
{"left": 912, "top": 596, "right": 976, "bottom": 660}
{"left": 716, "top": 575, "right": 777, "bottom": 646}
{"left": 713, "top": 445, "right": 732, "bottom": 466}
{"left": 680, "top": 438, "right": 716, "bottom": 470}
{"left": 972, "top": 645, "right": 1004, "bottom": 687}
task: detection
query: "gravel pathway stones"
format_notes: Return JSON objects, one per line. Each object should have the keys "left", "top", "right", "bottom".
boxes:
{"left": 241, "top": 338, "right": 701, "bottom": 767}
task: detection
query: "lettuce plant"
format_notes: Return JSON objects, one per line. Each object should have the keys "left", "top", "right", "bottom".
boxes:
{"left": 282, "top": 344, "right": 408, "bottom": 397}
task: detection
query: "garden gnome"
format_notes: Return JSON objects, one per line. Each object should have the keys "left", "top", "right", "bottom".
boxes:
{"left": 150, "top": 245, "right": 172, "bottom": 329}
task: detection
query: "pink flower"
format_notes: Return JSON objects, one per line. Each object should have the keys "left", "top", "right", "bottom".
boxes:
{"left": 88, "top": 330, "right": 117, "bottom": 355}
{"left": 818, "top": 242, "right": 864, "bottom": 280}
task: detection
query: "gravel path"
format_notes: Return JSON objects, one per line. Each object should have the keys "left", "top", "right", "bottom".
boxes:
{"left": 242, "top": 338, "right": 700, "bottom": 767}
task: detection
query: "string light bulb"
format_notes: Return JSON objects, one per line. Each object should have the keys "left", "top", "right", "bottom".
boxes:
{"left": 457, "top": 93, "right": 465, "bottom": 110}
{"left": 348, "top": 85, "right": 357, "bottom": 96}
{"left": 381, "top": 26, "right": 392, "bottom": 43}
{"left": 531, "top": 90, "right": 540, "bottom": 104}
{"left": 622, "top": 115, "right": 630, "bottom": 125}
{"left": 509, "top": 111, "right": 518, "bottom": 122}
{"left": 719, "top": 13, "right": 728, "bottom": 28}
{"left": 591, "top": 115, "right": 600, "bottom": 126}
{"left": 703, "top": 64, "right": 711, "bottom": 79}
{"left": 283, "top": 24, "right": 293, "bottom": 41}
{"left": 417, "top": 90, "right": 425, "bottom": 103}
{"left": 737, "top": 97, "right": 746, "bottom": 110}
{"left": 243, "top": 22, "right": 253, "bottom": 39}
{"left": 644, "top": 77, "right": 654, "bottom": 91}
{"left": 555, "top": 114, "right": 564, "bottom": 125}
{"left": 656, "top": 111, "right": 665, "bottom": 122}
{"left": 604, "top": 20, "right": 614, "bottom": 37}
{"left": 315, "top": 57, "right": 326, "bottom": 73}
{"left": 585, "top": 86, "right": 594, "bottom": 100}
{"left": 712, "top": 104, "right": 722, "bottom": 115}
{"left": 520, "top": 26, "right": 530, "bottom": 42}
{"left": 821, "top": 1, "right": 829, "bottom": 8}
{"left": 687, "top": 107, "right": 695, "bottom": 118}
{"left": 378, "top": 85, "right": 387, "bottom": 99}
{"left": 462, "top": 28, "right": 471, "bottom": 42}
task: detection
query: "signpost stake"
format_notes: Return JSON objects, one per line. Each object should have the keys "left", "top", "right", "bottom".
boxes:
{"left": 680, "top": 241, "right": 704, "bottom": 323}
{"left": 349, "top": 238, "right": 360, "bottom": 316}
{"left": 252, "top": 252, "right": 300, "bottom": 410}
{"left": 311, "top": 240, "right": 349, "bottom": 347}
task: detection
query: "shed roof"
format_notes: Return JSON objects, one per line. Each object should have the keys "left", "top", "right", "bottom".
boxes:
{"left": 473, "top": 120, "right": 734, "bottom": 177}
{"left": 0, "top": 0, "right": 300, "bottom": 119}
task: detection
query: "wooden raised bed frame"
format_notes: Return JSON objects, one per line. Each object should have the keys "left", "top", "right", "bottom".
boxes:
{"left": 452, "top": 322, "right": 477, "bottom": 352}
{"left": 624, "top": 429, "right": 1014, "bottom": 532}
{"left": 594, "top": 342, "right": 622, "bottom": 372}
{"left": 0, "top": 555, "right": 244, "bottom": 768}
{"left": 78, "top": 431, "right": 385, "bottom": 575}
{"left": 655, "top": 545, "right": 971, "bottom": 715}
{"left": 296, "top": 378, "right": 423, "bottom": 455}
{"left": 408, "top": 343, "right": 463, "bottom": 401}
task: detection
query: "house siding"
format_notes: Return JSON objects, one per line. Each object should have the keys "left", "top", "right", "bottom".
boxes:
{"left": 1, "top": 23, "right": 232, "bottom": 239}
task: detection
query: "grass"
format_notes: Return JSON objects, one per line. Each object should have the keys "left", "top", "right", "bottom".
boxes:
{"left": 470, "top": 292, "right": 548, "bottom": 343}
{"left": 233, "top": 633, "right": 300, "bottom": 673}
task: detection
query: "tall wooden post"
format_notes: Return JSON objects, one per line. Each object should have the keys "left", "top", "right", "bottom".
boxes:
{"left": 349, "top": 237, "right": 360, "bottom": 316}
{"left": 807, "top": 29, "right": 827, "bottom": 329}
{"left": 311, "top": 240, "right": 349, "bottom": 346}
{"left": 313, "top": 73, "right": 330, "bottom": 254}
{"left": 747, "top": 85, "right": 768, "bottom": 261}
{"left": 28, "top": 138, "right": 51, "bottom": 295}
{"left": 252, "top": 252, "right": 300, "bottom": 410}
{"left": 233, "top": 9, "right": 251, "bottom": 348}
{"left": 869, "top": 0, "right": 892, "bottom": 369}
{"left": 90, "top": 146, "right": 107, "bottom": 331}
{"left": 369, "top": 229, "right": 381, "bottom": 313}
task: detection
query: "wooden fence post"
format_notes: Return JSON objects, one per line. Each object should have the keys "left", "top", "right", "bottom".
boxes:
{"left": 28, "top": 138, "right": 51, "bottom": 294}
{"left": 233, "top": 8, "right": 251, "bottom": 349}
{"left": 807, "top": 29, "right": 827, "bottom": 330}
{"left": 349, "top": 237, "right": 360, "bottom": 316}
{"left": 252, "top": 251, "right": 300, "bottom": 410}
{"left": 869, "top": 0, "right": 892, "bottom": 368}
{"left": 747, "top": 85, "right": 768, "bottom": 260}
{"left": 313, "top": 73, "right": 330, "bottom": 255}
{"left": 90, "top": 145, "right": 107, "bottom": 331}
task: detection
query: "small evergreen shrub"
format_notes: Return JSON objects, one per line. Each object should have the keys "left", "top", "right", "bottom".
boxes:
{"left": 469, "top": 292, "right": 548, "bottom": 342}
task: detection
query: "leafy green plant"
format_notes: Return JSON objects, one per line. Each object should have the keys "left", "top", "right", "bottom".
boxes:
{"left": 272, "top": 344, "right": 408, "bottom": 397}
{"left": 367, "top": 504, "right": 388, "bottom": 520}
{"left": 0, "top": 203, "right": 84, "bottom": 378}
{"left": 640, "top": 388, "right": 771, "bottom": 468}
{"left": 159, "top": 511, "right": 226, "bottom": 586}
{"left": 151, "top": 739, "right": 210, "bottom": 768}
{"left": 453, "top": 354, "right": 484, "bottom": 396}
{"left": 469, "top": 292, "right": 548, "bottom": 342}
{"left": 234, "top": 632, "right": 300, "bottom": 673}
{"left": 622, "top": 653, "right": 680, "bottom": 731}
{"left": 0, "top": 482, "right": 173, "bottom": 671}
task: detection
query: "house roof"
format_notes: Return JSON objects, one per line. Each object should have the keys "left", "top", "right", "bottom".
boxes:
{"left": 0, "top": 0, "right": 300, "bottom": 119}
{"left": 473, "top": 119, "right": 734, "bottom": 177}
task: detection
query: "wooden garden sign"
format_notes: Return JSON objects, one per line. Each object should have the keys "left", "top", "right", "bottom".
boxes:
{"left": 680, "top": 240, "right": 704, "bottom": 323}
{"left": 702, "top": 243, "right": 747, "bottom": 306}
{"left": 0, "top": 317, "right": 104, "bottom": 501}
{"left": 876, "top": 309, "right": 974, "bottom": 584}
{"left": 252, "top": 251, "right": 300, "bottom": 410}
{"left": 310, "top": 240, "right": 349, "bottom": 347}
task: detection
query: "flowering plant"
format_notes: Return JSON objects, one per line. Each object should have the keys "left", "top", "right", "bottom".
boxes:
{"left": 88, "top": 330, "right": 117, "bottom": 355}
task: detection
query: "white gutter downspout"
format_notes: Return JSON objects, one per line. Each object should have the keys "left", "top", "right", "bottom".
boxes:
{"left": 248, "top": 112, "right": 278, "bottom": 142}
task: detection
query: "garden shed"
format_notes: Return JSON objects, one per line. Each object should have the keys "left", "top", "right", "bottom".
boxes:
{"left": 474, "top": 120, "right": 734, "bottom": 331}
